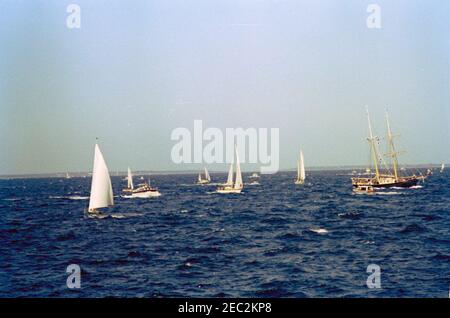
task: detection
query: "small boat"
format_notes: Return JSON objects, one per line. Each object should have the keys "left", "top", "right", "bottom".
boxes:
{"left": 123, "top": 167, "right": 161, "bottom": 198}
{"left": 249, "top": 172, "right": 260, "bottom": 179}
{"left": 353, "top": 185, "right": 375, "bottom": 194}
{"left": 440, "top": 163, "right": 445, "bottom": 173}
{"left": 216, "top": 145, "right": 243, "bottom": 194}
{"left": 65, "top": 172, "right": 71, "bottom": 179}
{"left": 197, "top": 167, "right": 211, "bottom": 184}
{"left": 248, "top": 180, "right": 260, "bottom": 186}
{"left": 87, "top": 142, "right": 114, "bottom": 215}
{"left": 295, "top": 150, "right": 306, "bottom": 185}
{"left": 351, "top": 109, "right": 423, "bottom": 189}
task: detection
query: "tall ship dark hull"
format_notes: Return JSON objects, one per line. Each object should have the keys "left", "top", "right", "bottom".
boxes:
{"left": 352, "top": 175, "right": 420, "bottom": 189}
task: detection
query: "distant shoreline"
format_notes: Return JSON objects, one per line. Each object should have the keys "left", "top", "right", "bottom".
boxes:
{"left": 0, "top": 164, "right": 444, "bottom": 179}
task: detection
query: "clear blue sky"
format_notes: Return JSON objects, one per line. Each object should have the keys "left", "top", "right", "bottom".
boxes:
{"left": 0, "top": 0, "right": 449, "bottom": 174}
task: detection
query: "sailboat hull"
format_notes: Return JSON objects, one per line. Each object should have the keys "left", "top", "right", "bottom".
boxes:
{"left": 216, "top": 188, "right": 242, "bottom": 194}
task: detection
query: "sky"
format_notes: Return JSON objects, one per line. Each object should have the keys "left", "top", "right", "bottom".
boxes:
{"left": 0, "top": 0, "right": 449, "bottom": 175}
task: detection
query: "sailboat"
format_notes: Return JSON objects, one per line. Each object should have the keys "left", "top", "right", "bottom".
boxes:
{"left": 65, "top": 172, "right": 71, "bottom": 179}
{"left": 197, "top": 167, "right": 211, "bottom": 184}
{"left": 440, "top": 163, "right": 445, "bottom": 173}
{"left": 216, "top": 145, "right": 243, "bottom": 194}
{"left": 295, "top": 150, "right": 306, "bottom": 185}
{"left": 123, "top": 167, "right": 161, "bottom": 198}
{"left": 351, "top": 108, "right": 423, "bottom": 190}
{"left": 88, "top": 143, "right": 114, "bottom": 214}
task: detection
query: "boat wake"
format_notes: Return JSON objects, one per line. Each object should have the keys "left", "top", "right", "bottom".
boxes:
{"left": 49, "top": 195, "right": 89, "bottom": 200}
{"left": 87, "top": 212, "right": 143, "bottom": 219}
{"left": 390, "top": 185, "right": 423, "bottom": 190}
{"left": 375, "top": 191, "right": 402, "bottom": 195}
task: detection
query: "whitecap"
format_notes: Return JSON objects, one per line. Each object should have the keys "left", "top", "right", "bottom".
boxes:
{"left": 68, "top": 196, "right": 89, "bottom": 200}
{"left": 310, "top": 228, "right": 328, "bottom": 234}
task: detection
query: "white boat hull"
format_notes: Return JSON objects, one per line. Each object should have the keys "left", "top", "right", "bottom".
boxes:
{"left": 130, "top": 190, "right": 161, "bottom": 198}
{"left": 216, "top": 188, "right": 242, "bottom": 194}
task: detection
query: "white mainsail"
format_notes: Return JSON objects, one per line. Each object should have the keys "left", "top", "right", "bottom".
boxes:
{"left": 295, "top": 150, "right": 305, "bottom": 184}
{"left": 88, "top": 144, "right": 114, "bottom": 212}
{"left": 441, "top": 163, "right": 445, "bottom": 173}
{"left": 234, "top": 145, "right": 243, "bottom": 189}
{"left": 300, "top": 151, "right": 305, "bottom": 182}
{"left": 205, "top": 167, "right": 211, "bottom": 181}
{"left": 127, "top": 167, "right": 134, "bottom": 189}
{"left": 226, "top": 162, "right": 234, "bottom": 186}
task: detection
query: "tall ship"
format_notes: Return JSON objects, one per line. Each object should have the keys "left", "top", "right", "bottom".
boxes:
{"left": 351, "top": 109, "right": 424, "bottom": 189}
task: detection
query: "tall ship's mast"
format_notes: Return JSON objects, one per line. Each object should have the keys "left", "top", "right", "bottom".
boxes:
{"left": 366, "top": 108, "right": 380, "bottom": 183}
{"left": 385, "top": 111, "right": 400, "bottom": 181}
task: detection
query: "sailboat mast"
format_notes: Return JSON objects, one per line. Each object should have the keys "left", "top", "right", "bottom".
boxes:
{"left": 366, "top": 108, "right": 380, "bottom": 182}
{"left": 385, "top": 111, "right": 399, "bottom": 181}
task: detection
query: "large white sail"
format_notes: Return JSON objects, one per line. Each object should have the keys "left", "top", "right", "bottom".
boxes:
{"left": 88, "top": 144, "right": 114, "bottom": 212}
{"left": 441, "top": 163, "right": 445, "bottom": 173}
{"left": 226, "top": 162, "right": 234, "bottom": 186}
{"left": 234, "top": 145, "right": 243, "bottom": 189}
{"left": 300, "top": 151, "right": 305, "bottom": 182}
{"left": 127, "top": 167, "right": 134, "bottom": 189}
{"left": 205, "top": 167, "right": 211, "bottom": 181}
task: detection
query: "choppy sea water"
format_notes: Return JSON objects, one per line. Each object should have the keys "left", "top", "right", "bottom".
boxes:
{"left": 1, "top": 171, "right": 449, "bottom": 298}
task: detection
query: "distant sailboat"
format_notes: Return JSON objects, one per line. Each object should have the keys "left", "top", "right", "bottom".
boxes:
{"left": 295, "top": 150, "right": 305, "bottom": 185}
{"left": 440, "top": 163, "right": 445, "bottom": 173}
{"left": 88, "top": 143, "right": 114, "bottom": 214}
{"left": 65, "top": 172, "right": 71, "bottom": 179}
{"left": 123, "top": 166, "right": 161, "bottom": 198}
{"left": 216, "top": 145, "right": 243, "bottom": 194}
{"left": 197, "top": 167, "right": 211, "bottom": 184}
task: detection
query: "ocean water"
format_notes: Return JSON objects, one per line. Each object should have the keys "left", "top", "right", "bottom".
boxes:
{"left": 1, "top": 171, "right": 449, "bottom": 298}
